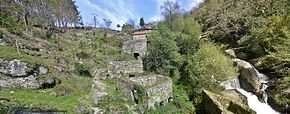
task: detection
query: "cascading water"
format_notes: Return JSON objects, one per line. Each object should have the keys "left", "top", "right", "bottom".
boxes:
{"left": 221, "top": 67, "right": 280, "bottom": 114}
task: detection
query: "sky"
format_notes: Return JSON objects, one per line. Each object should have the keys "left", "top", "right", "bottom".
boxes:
{"left": 74, "top": 0, "right": 203, "bottom": 29}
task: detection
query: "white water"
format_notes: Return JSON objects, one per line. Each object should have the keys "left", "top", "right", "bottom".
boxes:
{"left": 236, "top": 88, "right": 279, "bottom": 114}
{"left": 221, "top": 74, "right": 279, "bottom": 114}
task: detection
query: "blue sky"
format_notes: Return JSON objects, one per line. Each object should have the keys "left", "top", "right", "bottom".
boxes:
{"left": 74, "top": 0, "right": 203, "bottom": 29}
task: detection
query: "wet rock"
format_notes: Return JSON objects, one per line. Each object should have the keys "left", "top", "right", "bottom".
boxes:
{"left": 233, "top": 59, "right": 261, "bottom": 94}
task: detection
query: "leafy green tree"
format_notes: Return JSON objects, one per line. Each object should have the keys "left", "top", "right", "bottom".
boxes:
{"left": 144, "top": 24, "right": 183, "bottom": 75}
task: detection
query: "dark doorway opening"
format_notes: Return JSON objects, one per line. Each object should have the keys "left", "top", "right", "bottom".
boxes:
{"left": 134, "top": 53, "right": 140, "bottom": 60}
{"left": 129, "top": 74, "right": 135, "bottom": 77}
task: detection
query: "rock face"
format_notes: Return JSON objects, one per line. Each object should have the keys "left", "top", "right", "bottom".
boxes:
{"left": 221, "top": 89, "right": 248, "bottom": 105}
{"left": 117, "top": 75, "right": 173, "bottom": 109}
{"left": 233, "top": 59, "right": 261, "bottom": 94}
{"left": 0, "top": 59, "right": 28, "bottom": 77}
{"left": 202, "top": 90, "right": 256, "bottom": 114}
{"left": 0, "top": 59, "right": 49, "bottom": 90}
{"left": 0, "top": 74, "right": 39, "bottom": 89}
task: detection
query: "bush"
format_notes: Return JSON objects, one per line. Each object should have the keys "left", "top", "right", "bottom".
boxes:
{"left": 179, "top": 42, "right": 237, "bottom": 102}
{"left": 0, "top": 13, "right": 23, "bottom": 35}
{"left": 73, "top": 63, "right": 91, "bottom": 77}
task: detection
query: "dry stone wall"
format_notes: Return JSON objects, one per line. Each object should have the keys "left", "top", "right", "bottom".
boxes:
{"left": 105, "top": 60, "right": 143, "bottom": 79}
{"left": 117, "top": 75, "right": 173, "bottom": 109}
{"left": 123, "top": 35, "right": 147, "bottom": 58}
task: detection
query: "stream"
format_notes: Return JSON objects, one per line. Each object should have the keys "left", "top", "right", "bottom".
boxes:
{"left": 221, "top": 67, "right": 280, "bottom": 114}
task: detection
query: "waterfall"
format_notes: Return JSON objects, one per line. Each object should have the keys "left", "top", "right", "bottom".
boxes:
{"left": 221, "top": 71, "right": 280, "bottom": 114}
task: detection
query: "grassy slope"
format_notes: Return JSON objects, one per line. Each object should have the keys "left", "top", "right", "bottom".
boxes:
{"left": 0, "top": 28, "right": 133, "bottom": 113}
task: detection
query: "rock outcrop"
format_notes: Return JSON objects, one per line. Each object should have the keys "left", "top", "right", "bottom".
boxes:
{"left": 0, "top": 59, "right": 49, "bottom": 90}
{"left": 233, "top": 59, "right": 261, "bottom": 94}
{"left": 0, "top": 59, "right": 28, "bottom": 77}
{"left": 202, "top": 90, "right": 256, "bottom": 114}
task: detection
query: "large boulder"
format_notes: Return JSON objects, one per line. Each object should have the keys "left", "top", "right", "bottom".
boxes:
{"left": 222, "top": 89, "right": 248, "bottom": 105}
{"left": 0, "top": 59, "right": 28, "bottom": 77}
{"left": 233, "top": 59, "right": 261, "bottom": 94}
{"left": 0, "top": 59, "right": 49, "bottom": 90}
{"left": 202, "top": 90, "right": 256, "bottom": 114}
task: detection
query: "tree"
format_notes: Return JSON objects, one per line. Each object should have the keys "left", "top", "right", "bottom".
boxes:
{"left": 93, "top": 15, "right": 98, "bottom": 28}
{"left": 103, "top": 18, "right": 112, "bottom": 38}
{"left": 139, "top": 17, "right": 145, "bottom": 28}
{"left": 161, "top": 0, "right": 181, "bottom": 30}
{"left": 144, "top": 23, "right": 183, "bottom": 76}
{"left": 116, "top": 24, "right": 121, "bottom": 28}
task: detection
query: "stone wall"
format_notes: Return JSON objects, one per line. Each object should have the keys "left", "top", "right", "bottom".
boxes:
{"left": 106, "top": 60, "right": 143, "bottom": 79}
{"left": 123, "top": 35, "right": 147, "bottom": 58}
{"left": 117, "top": 75, "right": 173, "bottom": 109}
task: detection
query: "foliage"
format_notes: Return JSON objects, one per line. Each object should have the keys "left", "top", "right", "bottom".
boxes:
{"left": 179, "top": 42, "right": 237, "bottom": 102}
{"left": 194, "top": 0, "right": 289, "bottom": 46}
{"left": 139, "top": 17, "right": 145, "bottom": 27}
{"left": 0, "top": 13, "right": 23, "bottom": 35}
{"left": 146, "top": 85, "right": 196, "bottom": 114}
{"left": 73, "top": 63, "right": 92, "bottom": 77}
{"left": 161, "top": 0, "right": 181, "bottom": 30}
{"left": 238, "top": 15, "right": 290, "bottom": 57}
{"left": 144, "top": 25, "right": 183, "bottom": 75}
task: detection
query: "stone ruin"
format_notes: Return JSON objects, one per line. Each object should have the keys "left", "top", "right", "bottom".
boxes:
{"left": 117, "top": 75, "right": 173, "bottom": 109}
{"left": 99, "top": 60, "right": 143, "bottom": 79}
{"left": 123, "top": 31, "right": 152, "bottom": 60}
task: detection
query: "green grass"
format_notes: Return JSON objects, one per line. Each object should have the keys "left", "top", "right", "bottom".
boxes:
{"left": 0, "top": 77, "right": 93, "bottom": 113}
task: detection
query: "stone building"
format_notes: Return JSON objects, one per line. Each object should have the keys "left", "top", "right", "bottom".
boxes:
{"left": 123, "top": 30, "right": 153, "bottom": 60}
{"left": 117, "top": 75, "right": 173, "bottom": 109}
{"left": 99, "top": 60, "right": 143, "bottom": 79}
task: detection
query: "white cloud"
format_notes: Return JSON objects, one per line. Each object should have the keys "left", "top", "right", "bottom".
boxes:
{"left": 75, "top": 0, "right": 140, "bottom": 29}
{"left": 186, "top": 0, "right": 204, "bottom": 10}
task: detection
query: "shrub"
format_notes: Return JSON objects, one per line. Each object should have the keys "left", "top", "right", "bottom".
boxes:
{"left": 179, "top": 42, "right": 237, "bottom": 102}
{"left": 0, "top": 13, "right": 23, "bottom": 35}
{"left": 73, "top": 63, "right": 91, "bottom": 77}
